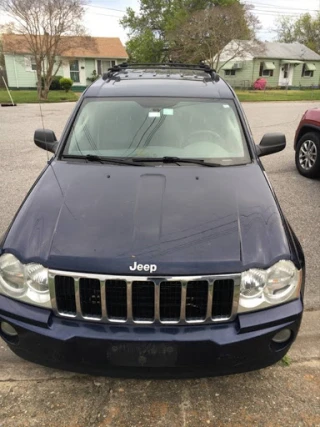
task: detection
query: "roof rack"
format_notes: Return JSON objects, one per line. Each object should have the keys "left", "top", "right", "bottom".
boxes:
{"left": 102, "top": 62, "right": 220, "bottom": 82}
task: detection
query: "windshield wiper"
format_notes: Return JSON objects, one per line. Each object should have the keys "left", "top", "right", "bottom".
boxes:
{"left": 132, "top": 156, "right": 221, "bottom": 167}
{"left": 63, "top": 154, "right": 145, "bottom": 166}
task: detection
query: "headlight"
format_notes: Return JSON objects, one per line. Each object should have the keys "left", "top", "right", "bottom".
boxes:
{"left": 239, "top": 260, "right": 302, "bottom": 313}
{"left": 0, "top": 253, "right": 51, "bottom": 308}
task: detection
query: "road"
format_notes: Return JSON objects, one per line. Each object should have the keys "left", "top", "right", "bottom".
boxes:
{"left": 0, "top": 101, "right": 319, "bottom": 427}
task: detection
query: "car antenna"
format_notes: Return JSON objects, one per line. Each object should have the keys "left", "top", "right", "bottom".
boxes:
{"left": 36, "top": 74, "right": 49, "bottom": 162}
{"left": 34, "top": 73, "right": 66, "bottom": 201}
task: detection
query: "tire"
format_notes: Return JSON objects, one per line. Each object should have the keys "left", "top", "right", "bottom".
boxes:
{"left": 295, "top": 132, "right": 320, "bottom": 179}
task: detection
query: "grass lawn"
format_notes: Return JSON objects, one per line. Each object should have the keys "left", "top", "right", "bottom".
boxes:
{"left": 236, "top": 89, "right": 320, "bottom": 102}
{"left": 2, "top": 87, "right": 320, "bottom": 104}
{"left": 0, "top": 89, "right": 78, "bottom": 104}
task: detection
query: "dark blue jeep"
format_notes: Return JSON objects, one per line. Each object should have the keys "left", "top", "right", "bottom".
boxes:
{"left": 0, "top": 64, "right": 305, "bottom": 377}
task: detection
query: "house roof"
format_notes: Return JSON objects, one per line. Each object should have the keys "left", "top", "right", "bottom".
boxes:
{"left": 259, "top": 42, "right": 320, "bottom": 61}
{"left": 2, "top": 34, "right": 128, "bottom": 59}
{"left": 231, "top": 40, "right": 320, "bottom": 61}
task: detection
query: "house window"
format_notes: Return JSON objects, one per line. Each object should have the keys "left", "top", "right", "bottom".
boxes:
{"left": 263, "top": 69, "right": 273, "bottom": 77}
{"left": 25, "top": 56, "right": 37, "bottom": 72}
{"left": 302, "top": 64, "right": 314, "bottom": 77}
{"left": 70, "top": 60, "right": 80, "bottom": 83}
{"left": 97, "top": 60, "right": 116, "bottom": 75}
{"left": 30, "top": 57, "right": 37, "bottom": 71}
{"left": 259, "top": 62, "right": 274, "bottom": 77}
{"left": 225, "top": 69, "right": 236, "bottom": 76}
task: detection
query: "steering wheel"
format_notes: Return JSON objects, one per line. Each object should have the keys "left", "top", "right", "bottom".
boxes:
{"left": 184, "top": 130, "right": 225, "bottom": 149}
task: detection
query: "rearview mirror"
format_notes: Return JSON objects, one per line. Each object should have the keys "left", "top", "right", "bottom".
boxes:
{"left": 256, "top": 133, "right": 286, "bottom": 157}
{"left": 34, "top": 129, "right": 58, "bottom": 153}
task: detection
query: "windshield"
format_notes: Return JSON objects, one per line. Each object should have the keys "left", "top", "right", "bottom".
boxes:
{"left": 63, "top": 98, "right": 250, "bottom": 165}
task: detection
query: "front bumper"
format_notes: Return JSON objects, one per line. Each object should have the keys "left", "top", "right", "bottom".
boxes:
{"left": 0, "top": 295, "right": 303, "bottom": 378}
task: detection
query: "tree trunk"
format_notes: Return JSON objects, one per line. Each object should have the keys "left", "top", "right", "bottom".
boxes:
{"left": 42, "top": 83, "right": 50, "bottom": 100}
{"left": 36, "top": 71, "right": 43, "bottom": 100}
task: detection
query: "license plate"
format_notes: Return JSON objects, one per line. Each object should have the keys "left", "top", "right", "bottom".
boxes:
{"left": 107, "top": 342, "right": 178, "bottom": 367}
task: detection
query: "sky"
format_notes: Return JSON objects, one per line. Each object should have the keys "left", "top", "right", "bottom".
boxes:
{"left": 84, "top": 0, "right": 320, "bottom": 43}
{"left": 1, "top": 0, "right": 320, "bottom": 44}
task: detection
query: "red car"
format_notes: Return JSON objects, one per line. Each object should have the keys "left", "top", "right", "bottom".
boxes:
{"left": 295, "top": 108, "right": 320, "bottom": 178}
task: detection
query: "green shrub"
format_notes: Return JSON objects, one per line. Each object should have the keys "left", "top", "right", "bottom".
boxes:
{"left": 59, "top": 77, "right": 74, "bottom": 92}
{"left": 39, "top": 75, "right": 63, "bottom": 90}
{"left": 50, "top": 75, "right": 63, "bottom": 90}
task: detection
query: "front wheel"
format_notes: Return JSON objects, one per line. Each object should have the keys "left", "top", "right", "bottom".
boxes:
{"left": 295, "top": 132, "right": 320, "bottom": 178}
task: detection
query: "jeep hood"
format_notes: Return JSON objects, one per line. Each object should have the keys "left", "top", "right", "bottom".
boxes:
{"left": 3, "top": 161, "right": 290, "bottom": 275}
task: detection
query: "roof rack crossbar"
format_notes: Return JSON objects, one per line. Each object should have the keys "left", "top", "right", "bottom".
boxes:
{"left": 102, "top": 62, "right": 219, "bottom": 82}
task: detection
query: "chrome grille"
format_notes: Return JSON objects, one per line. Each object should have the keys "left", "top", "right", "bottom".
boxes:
{"left": 186, "top": 280, "right": 208, "bottom": 321}
{"left": 79, "top": 278, "right": 102, "bottom": 318}
{"left": 160, "top": 281, "right": 181, "bottom": 321}
{"left": 49, "top": 271, "right": 240, "bottom": 325}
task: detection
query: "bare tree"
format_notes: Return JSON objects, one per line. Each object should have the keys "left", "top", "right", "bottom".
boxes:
{"left": 168, "top": 3, "right": 260, "bottom": 69}
{"left": 275, "top": 13, "right": 320, "bottom": 54}
{"left": 0, "top": 0, "right": 94, "bottom": 99}
{"left": 214, "top": 39, "right": 264, "bottom": 72}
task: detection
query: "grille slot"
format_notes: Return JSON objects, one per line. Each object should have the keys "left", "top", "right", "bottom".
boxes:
{"left": 52, "top": 273, "right": 237, "bottom": 324}
{"left": 106, "top": 280, "right": 127, "bottom": 320}
{"left": 132, "top": 281, "right": 155, "bottom": 321}
{"left": 212, "top": 279, "right": 234, "bottom": 318}
{"left": 80, "top": 278, "right": 102, "bottom": 318}
{"left": 55, "top": 275, "right": 76, "bottom": 315}
{"left": 186, "top": 281, "right": 208, "bottom": 320}
{"left": 160, "top": 281, "right": 181, "bottom": 321}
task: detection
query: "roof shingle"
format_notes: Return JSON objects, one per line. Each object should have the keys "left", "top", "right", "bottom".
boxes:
{"left": 260, "top": 42, "right": 320, "bottom": 61}
{"left": 231, "top": 40, "right": 320, "bottom": 61}
{"left": 2, "top": 34, "right": 128, "bottom": 59}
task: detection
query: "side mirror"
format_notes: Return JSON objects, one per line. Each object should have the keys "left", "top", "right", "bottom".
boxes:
{"left": 34, "top": 129, "right": 58, "bottom": 153}
{"left": 256, "top": 133, "right": 286, "bottom": 157}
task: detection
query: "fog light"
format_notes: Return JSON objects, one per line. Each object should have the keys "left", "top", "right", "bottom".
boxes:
{"left": 272, "top": 328, "right": 292, "bottom": 344}
{"left": 0, "top": 321, "right": 18, "bottom": 337}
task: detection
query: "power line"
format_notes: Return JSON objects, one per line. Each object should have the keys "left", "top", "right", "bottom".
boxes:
{"left": 254, "top": 9, "right": 306, "bottom": 14}
{"left": 244, "top": 0, "right": 319, "bottom": 13}
{"left": 87, "top": 4, "right": 126, "bottom": 13}
{"left": 84, "top": 6, "right": 124, "bottom": 18}
{"left": 85, "top": 2, "right": 315, "bottom": 20}
{"left": 89, "top": 1, "right": 317, "bottom": 16}
{"left": 246, "top": 0, "right": 318, "bottom": 8}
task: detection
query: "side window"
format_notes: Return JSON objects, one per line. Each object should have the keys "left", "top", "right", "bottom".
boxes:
{"left": 225, "top": 69, "right": 236, "bottom": 76}
{"left": 260, "top": 62, "right": 274, "bottom": 77}
{"left": 31, "top": 57, "right": 37, "bottom": 71}
{"left": 70, "top": 60, "right": 80, "bottom": 83}
{"left": 25, "top": 56, "right": 37, "bottom": 72}
{"left": 302, "top": 64, "right": 314, "bottom": 77}
{"left": 262, "top": 69, "right": 273, "bottom": 77}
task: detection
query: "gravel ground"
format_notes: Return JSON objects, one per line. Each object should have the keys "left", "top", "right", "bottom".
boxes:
{"left": 0, "top": 101, "right": 319, "bottom": 309}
